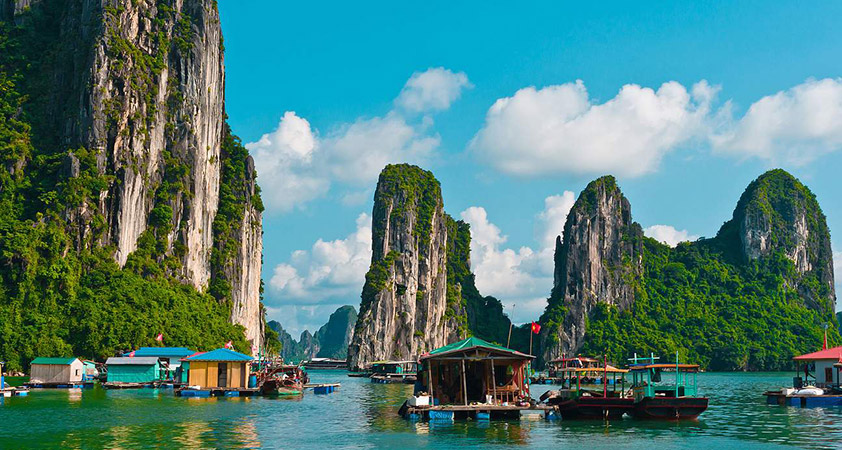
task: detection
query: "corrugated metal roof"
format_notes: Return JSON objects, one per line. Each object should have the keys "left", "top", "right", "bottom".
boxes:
{"left": 421, "top": 337, "right": 533, "bottom": 360}
{"left": 30, "top": 357, "right": 78, "bottom": 365}
{"left": 793, "top": 346, "right": 842, "bottom": 361}
{"left": 183, "top": 348, "right": 252, "bottom": 362}
{"left": 106, "top": 357, "right": 161, "bottom": 366}
{"left": 132, "top": 347, "right": 195, "bottom": 358}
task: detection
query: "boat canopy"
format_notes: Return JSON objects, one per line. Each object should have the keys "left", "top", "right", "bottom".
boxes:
{"left": 629, "top": 363, "right": 700, "bottom": 372}
{"left": 560, "top": 365, "right": 628, "bottom": 374}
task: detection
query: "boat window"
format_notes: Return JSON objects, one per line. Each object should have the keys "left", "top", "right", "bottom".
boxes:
{"left": 651, "top": 368, "right": 661, "bottom": 383}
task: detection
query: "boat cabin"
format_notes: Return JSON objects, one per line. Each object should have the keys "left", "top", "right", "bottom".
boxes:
{"left": 792, "top": 346, "right": 842, "bottom": 389}
{"left": 547, "top": 356, "right": 599, "bottom": 378}
{"left": 183, "top": 348, "right": 252, "bottom": 389}
{"left": 29, "top": 357, "right": 84, "bottom": 384}
{"left": 628, "top": 355, "right": 701, "bottom": 401}
{"left": 417, "top": 337, "right": 533, "bottom": 406}
{"left": 371, "top": 361, "right": 417, "bottom": 375}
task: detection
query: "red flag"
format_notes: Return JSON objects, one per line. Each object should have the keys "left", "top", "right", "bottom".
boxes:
{"left": 224, "top": 340, "right": 233, "bottom": 349}
{"left": 155, "top": 333, "right": 164, "bottom": 342}
{"left": 128, "top": 351, "right": 135, "bottom": 357}
{"left": 531, "top": 322, "right": 541, "bottom": 334}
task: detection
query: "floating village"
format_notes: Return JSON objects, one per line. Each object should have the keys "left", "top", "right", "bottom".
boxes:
{"left": 6, "top": 334, "right": 842, "bottom": 422}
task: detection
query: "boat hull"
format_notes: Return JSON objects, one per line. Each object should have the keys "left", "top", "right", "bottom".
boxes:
{"left": 260, "top": 380, "right": 304, "bottom": 397}
{"left": 630, "top": 397, "right": 708, "bottom": 420}
{"left": 552, "top": 397, "right": 634, "bottom": 420}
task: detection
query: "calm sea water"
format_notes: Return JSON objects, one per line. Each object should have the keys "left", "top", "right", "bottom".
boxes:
{"left": 0, "top": 372, "right": 838, "bottom": 449}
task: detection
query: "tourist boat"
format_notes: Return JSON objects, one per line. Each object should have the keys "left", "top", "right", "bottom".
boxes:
{"left": 765, "top": 345, "right": 842, "bottom": 407}
{"left": 369, "top": 360, "right": 418, "bottom": 384}
{"left": 398, "top": 337, "right": 552, "bottom": 420}
{"left": 303, "top": 358, "right": 348, "bottom": 371}
{"left": 258, "top": 363, "right": 309, "bottom": 396}
{"left": 627, "top": 354, "right": 708, "bottom": 419}
{"left": 540, "top": 360, "right": 632, "bottom": 419}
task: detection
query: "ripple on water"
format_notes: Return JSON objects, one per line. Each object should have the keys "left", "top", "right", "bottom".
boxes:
{"left": 0, "top": 372, "right": 839, "bottom": 448}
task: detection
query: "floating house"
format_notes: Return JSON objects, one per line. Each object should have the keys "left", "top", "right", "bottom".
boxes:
{"left": 370, "top": 360, "right": 418, "bottom": 384}
{"left": 766, "top": 346, "right": 842, "bottom": 407}
{"left": 132, "top": 347, "right": 196, "bottom": 382}
{"left": 400, "top": 337, "right": 551, "bottom": 420}
{"left": 105, "top": 357, "right": 163, "bottom": 385}
{"left": 29, "top": 357, "right": 85, "bottom": 386}
{"left": 81, "top": 360, "right": 99, "bottom": 382}
{"left": 183, "top": 348, "right": 253, "bottom": 390}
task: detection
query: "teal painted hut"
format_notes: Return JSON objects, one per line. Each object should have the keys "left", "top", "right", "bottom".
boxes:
{"left": 105, "top": 357, "right": 163, "bottom": 384}
{"left": 132, "top": 347, "right": 196, "bottom": 382}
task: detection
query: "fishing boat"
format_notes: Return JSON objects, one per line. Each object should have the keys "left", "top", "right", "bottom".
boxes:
{"left": 627, "top": 354, "right": 708, "bottom": 420}
{"left": 765, "top": 346, "right": 842, "bottom": 407}
{"left": 258, "top": 363, "right": 310, "bottom": 396}
{"left": 369, "top": 361, "right": 418, "bottom": 384}
{"left": 303, "top": 358, "right": 348, "bottom": 371}
{"left": 540, "top": 359, "right": 632, "bottom": 419}
{"left": 398, "top": 337, "right": 552, "bottom": 420}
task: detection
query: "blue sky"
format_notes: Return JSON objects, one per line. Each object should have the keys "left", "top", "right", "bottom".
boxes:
{"left": 219, "top": 0, "right": 842, "bottom": 337}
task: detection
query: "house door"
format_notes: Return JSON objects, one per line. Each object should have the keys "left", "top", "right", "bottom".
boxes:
{"left": 826, "top": 367, "right": 834, "bottom": 385}
{"left": 218, "top": 363, "right": 228, "bottom": 387}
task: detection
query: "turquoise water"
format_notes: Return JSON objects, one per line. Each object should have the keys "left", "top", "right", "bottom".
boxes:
{"left": 0, "top": 372, "right": 838, "bottom": 449}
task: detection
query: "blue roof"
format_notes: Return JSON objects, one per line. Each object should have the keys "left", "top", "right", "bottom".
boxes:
{"left": 183, "top": 348, "right": 252, "bottom": 362}
{"left": 132, "top": 347, "right": 196, "bottom": 358}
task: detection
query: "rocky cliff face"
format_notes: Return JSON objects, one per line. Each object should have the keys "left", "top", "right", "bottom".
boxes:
{"left": 348, "top": 164, "right": 466, "bottom": 370}
{"left": 316, "top": 305, "right": 357, "bottom": 359}
{"left": 539, "top": 176, "right": 643, "bottom": 363}
{"left": 2, "top": 0, "right": 263, "bottom": 350}
{"left": 722, "top": 169, "right": 835, "bottom": 313}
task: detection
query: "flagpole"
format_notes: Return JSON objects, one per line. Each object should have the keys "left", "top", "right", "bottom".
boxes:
{"left": 507, "top": 304, "right": 515, "bottom": 348}
{"left": 529, "top": 325, "right": 533, "bottom": 356}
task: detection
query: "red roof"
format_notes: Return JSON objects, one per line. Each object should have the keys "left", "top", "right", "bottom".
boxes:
{"left": 793, "top": 346, "right": 842, "bottom": 361}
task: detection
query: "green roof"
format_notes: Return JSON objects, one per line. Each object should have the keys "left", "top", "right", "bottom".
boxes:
{"left": 31, "top": 357, "right": 78, "bottom": 365}
{"left": 424, "top": 337, "right": 533, "bottom": 360}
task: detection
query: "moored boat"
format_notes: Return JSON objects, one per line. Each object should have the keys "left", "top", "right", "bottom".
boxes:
{"left": 541, "top": 361, "right": 632, "bottom": 419}
{"left": 627, "top": 354, "right": 708, "bottom": 420}
{"left": 369, "top": 361, "right": 417, "bottom": 384}
{"left": 258, "top": 363, "right": 309, "bottom": 396}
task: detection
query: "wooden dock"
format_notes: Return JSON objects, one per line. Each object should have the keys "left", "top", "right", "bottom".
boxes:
{"left": 304, "top": 383, "right": 340, "bottom": 394}
{"left": 25, "top": 382, "right": 94, "bottom": 389}
{"left": 175, "top": 387, "right": 261, "bottom": 398}
{"left": 400, "top": 403, "right": 554, "bottom": 420}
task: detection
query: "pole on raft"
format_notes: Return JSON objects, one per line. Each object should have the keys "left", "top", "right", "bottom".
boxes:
{"left": 603, "top": 354, "right": 607, "bottom": 397}
{"left": 461, "top": 359, "right": 468, "bottom": 406}
{"left": 490, "top": 360, "right": 497, "bottom": 405}
{"left": 427, "top": 360, "right": 434, "bottom": 402}
{"left": 506, "top": 304, "right": 515, "bottom": 348}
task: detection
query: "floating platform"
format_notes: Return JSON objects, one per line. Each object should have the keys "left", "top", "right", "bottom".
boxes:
{"left": 103, "top": 382, "right": 181, "bottom": 390}
{"left": 25, "top": 382, "right": 94, "bottom": 389}
{"left": 370, "top": 374, "right": 416, "bottom": 384}
{"left": 400, "top": 403, "right": 554, "bottom": 421}
{"left": 176, "top": 387, "right": 261, "bottom": 398}
{"left": 0, "top": 388, "right": 29, "bottom": 397}
{"left": 765, "top": 391, "right": 842, "bottom": 408}
{"left": 304, "top": 383, "right": 340, "bottom": 394}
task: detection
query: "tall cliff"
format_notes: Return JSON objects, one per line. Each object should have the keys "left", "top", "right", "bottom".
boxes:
{"left": 538, "top": 176, "right": 643, "bottom": 363}
{"left": 348, "top": 165, "right": 467, "bottom": 369}
{"left": 540, "top": 170, "right": 837, "bottom": 371}
{"left": 0, "top": 0, "right": 263, "bottom": 368}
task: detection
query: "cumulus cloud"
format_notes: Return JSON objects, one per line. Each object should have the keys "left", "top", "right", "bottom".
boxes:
{"left": 269, "top": 213, "right": 372, "bottom": 302}
{"left": 470, "top": 80, "right": 716, "bottom": 177}
{"left": 712, "top": 78, "right": 842, "bottom": 165}
{"left": 396, "top": 67, "right": 472, "bottom": 112}
{"left": 459, "top": 194, "right": 575, "bottom": 323}
{"left": 249, "top": 68, "right": 468, "bottom": 214}
{"left": 644, "top": 225, "right": 700, "bottom": 247}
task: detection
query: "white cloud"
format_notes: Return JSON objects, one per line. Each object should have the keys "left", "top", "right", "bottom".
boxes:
{"left": 249, "top": 68, "right": 468, "bottom": 214}
{"left": 713, "top": 78, "right": 842, "bottom": 165}
{"left": 460, "top": 194, "right": 575, "bottom": 323}
{"left": 470, "top": 80, "right": 716, "bottom": 177}
{"left": 249, "top": 112, "right": 329, "bottom": 212}
{"left": 644, "top": 225, "right": 700, "bottom": 247}
{"left": 396, "top": 67, "right": 472, "bottom": 112}
{"left": 269, "top": 213, "right": 372, "bottom": 302}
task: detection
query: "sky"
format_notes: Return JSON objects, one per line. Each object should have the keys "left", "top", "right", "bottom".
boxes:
{"left": 218, "top": 0, "right": 842, "bottom": 338}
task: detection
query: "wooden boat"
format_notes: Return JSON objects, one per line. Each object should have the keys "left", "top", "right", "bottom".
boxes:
{"left": 369, "top": 361, "right": 417, "bottom": 384}
{"left": 541, "top": 360, "right": 632, "bottom": 419}
{"left": 627, "top": 354, "right": 708, "bottom": 420}
{"left": 347, "top": 371, "right": 371, "bottom": 378}
{"left": 257, "top": 364, "right": 309, "bottom": 396}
